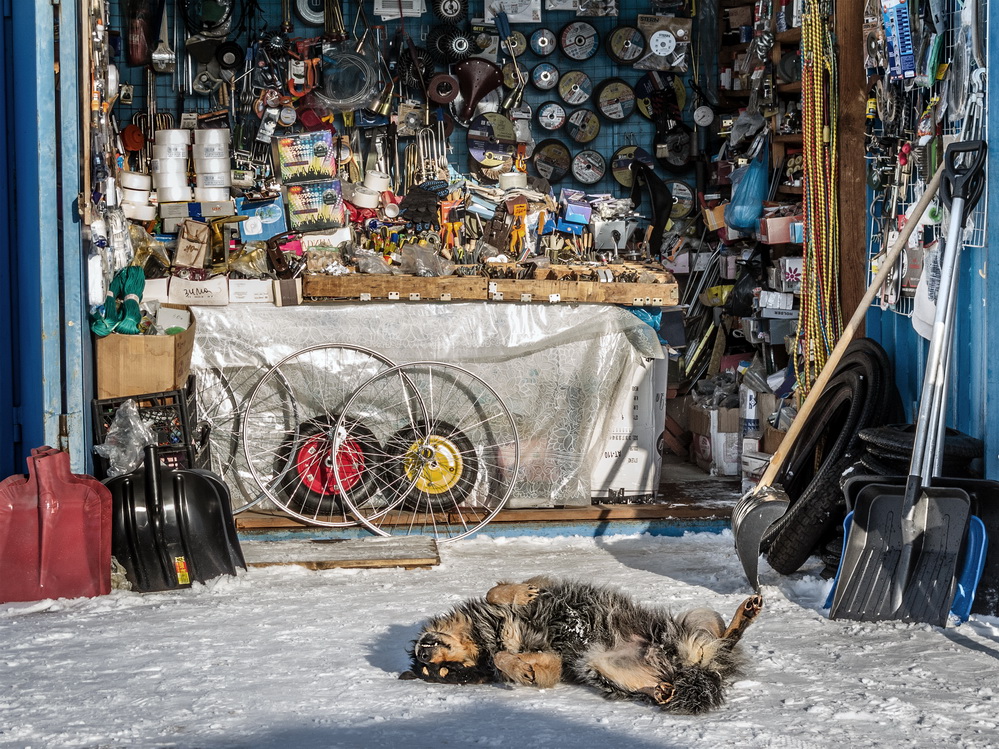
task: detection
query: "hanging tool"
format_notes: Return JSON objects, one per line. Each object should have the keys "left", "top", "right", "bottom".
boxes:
{"left": 151, "top": 3, "right": 176, "bottom": 74}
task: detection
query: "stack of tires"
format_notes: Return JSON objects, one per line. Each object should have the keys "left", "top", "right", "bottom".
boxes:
{"left": 761, "top": 339, "right": 904, "bottom": 575}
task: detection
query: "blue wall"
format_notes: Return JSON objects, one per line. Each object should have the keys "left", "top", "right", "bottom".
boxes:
{"left": 867, "top": 20, "right": 999, "bottom": 480}
{"left": 0, "top": 0, "right": 86, "bottom": 479}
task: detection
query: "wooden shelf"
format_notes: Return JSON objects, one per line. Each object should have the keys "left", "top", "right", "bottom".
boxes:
{"left": 302, "top": 266, "right": 681, "bottom": 307}
{"left": 776, "top": 28, "right": 802, "bottom": 43}
{"left": 774, "top": 133, "right": 804, "bottom": 143}
{"left": 777, "top": 81, "right": 802, "bottom": 95}
{"left": 719, "top": 89, "right": 752, "bottom": 98}
{"left": 777, "top": 184, "right": 804, "bottom": 195}
{"left": 720, "top": 41, "right": 751, "bottom": 53}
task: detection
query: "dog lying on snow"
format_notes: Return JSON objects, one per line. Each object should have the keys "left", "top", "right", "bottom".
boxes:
{"left": 400, "top": 576, "right": 762, "bottom": 714}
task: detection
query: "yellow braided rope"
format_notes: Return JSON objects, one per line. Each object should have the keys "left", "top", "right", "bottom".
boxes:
{"left": 793, "top": 0, "right": 841, "bottom": 396}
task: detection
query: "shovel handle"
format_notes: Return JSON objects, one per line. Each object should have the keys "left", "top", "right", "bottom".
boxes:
{"left": 756, "top": 162, "right": 945, "bottom": 490}
{"left": 941, "top": 140, "right": 987, "bottom": 213}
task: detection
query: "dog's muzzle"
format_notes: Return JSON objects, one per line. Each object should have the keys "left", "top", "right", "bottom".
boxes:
{"left": 414, "top": 637, "right": 443, "bottom": 663}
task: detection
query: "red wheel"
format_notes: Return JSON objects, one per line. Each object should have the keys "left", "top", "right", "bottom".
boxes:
{"left": 278, "top": 417, "right": 383, "bottom": 518}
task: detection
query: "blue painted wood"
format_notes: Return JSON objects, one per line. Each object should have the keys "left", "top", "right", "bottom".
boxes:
{"left": 56, "top": 0, "right": 89, "bottom": 472}
{"left": 984, "top": 5, "right": 999, "bottom": 481}
{"left": 11, "top": 1, "right": 66, "bottom": 462}
{"left": 868, "top": 187, "right": 992, "bottom": 478}
{"left": 238, "top": 518, "right": 730, "bottom": 542}
{"left": 0, "top": 0, "right": 16, "bottom": 477}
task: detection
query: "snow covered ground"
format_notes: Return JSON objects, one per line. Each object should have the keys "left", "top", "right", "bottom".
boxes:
{"left": 3, "top": 531, "right": 999, "bottom": 749}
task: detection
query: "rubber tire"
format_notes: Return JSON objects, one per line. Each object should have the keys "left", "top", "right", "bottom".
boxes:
{"left": 764, "top": 453, "right": 856, "bottom": 575}
{"left": 278, "top": 417, "right": 383, "bottom": 517}
{"left": 385, "top": 421, "right": 478, "bottom": 512}
{"left": 858, "top": 423, "right": 983, "bottom": 461}
{"left": 762, "top": 340, "right": 896, "bottom": 569}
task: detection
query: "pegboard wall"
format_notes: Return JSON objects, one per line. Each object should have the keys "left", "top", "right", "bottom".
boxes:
{"left": 864, "top": 0, "right": 989, "bottom": 317}
{"left": 105, "top": 0, "right": 700, "bottom": 197}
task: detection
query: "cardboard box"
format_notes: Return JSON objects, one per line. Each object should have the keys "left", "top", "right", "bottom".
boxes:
{"left": 758, "top": 214, "right": 803, "bottom": 245}
{"left": 689, "top": 404, "right": 740, "bottom": 476}
{"left": 762, "top": 424, "right": 787, "bottom": 455}
{"left": 143, "top": 277, "right": 171, "bottom": 303}
{"left": 169, "top": 275, "right": 230, "bottom": 306}
{"left": 726, "top": 5, "right": 754, "bottom": 29}
{"left": 741, "top": 449, "right": 772, "bottom": 493}
{"left": 777, "top": 256, "right": 804, "bottom": 292}
{"left": 590, "top": 356, "right": 668, "bottom": 499}
{"left": 95, "top": 308, "right": 196, "bottom": 399}
{"left": 703, "top": 203, "right": 727, "bottom": 231}
{"left": 273, "top": 278, "right": 303, "bottom": 306}
{"left": 229, "top": 278, "right": 275, "bottom": 304}
{"left": 190, "top": 200, "right": 236, "bottom": 220}
{"left": 559, "top": 189, "right": 591, "bottom": 225}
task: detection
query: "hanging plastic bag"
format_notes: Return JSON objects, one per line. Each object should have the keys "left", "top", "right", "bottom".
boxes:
{"left": 724, "top": 146, "right": 769, "bottom": 233}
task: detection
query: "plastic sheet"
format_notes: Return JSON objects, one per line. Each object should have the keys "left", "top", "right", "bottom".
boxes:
{"left": 190, "top": 303, "right": 662, "bottom": 508}
{"left": 93, "top": 399, "right": 157, "bottom": 478}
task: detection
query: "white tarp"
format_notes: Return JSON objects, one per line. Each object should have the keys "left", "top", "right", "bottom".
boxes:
{"left": 190, "top": 302, "right": 662, "bottom": 508}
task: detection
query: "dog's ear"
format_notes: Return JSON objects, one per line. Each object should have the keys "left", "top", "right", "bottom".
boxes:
{"left": 399, "top": 670, "right": 419, "bottom": 680}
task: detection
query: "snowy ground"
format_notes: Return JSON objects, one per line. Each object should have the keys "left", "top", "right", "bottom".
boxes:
{"left": 3, "top": 531, "right": 999, "bottom": 749}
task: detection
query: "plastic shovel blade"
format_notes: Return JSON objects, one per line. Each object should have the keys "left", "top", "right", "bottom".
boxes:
{"left": 731, "top": 487, "right": 790, "bottom": 591}
{"left": 829, "top": 484, "right": 971, "bottom": 626}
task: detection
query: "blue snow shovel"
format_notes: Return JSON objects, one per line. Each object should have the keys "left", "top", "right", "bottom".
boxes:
{"left": 829, "top": 140, "right": 988, "bottom": 626}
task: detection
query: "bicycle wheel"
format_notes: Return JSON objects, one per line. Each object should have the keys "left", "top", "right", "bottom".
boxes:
{"left": 335, "top": 362, "right": 520, "bottom": 542}
{"left": 194, "top": 335, "right": 285, "bottom": 514}
{"left": 241, "top": 344, "right": 396, "bottom": 526}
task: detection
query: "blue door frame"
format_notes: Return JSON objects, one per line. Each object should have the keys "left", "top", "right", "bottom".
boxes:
{"left": 1, "top": 0, "right": 87, "bottom": 478}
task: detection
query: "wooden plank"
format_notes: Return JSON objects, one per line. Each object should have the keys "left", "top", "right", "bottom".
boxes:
{"left": 835, "top": 0, "right": 869, "bottom": 330}
{"left": 235, "top": 500, "right": 737, "bottom": 531}
{"left": 661, "top": 429, "right": 690, "bottom": 459}
{"left": 489, "top": 278, "right": 679, "bottom": 306}
{"left": 303, "top": 271, "right": 679, "bottom": 307}
{"left": 664, "top": 415, "right": 689, "bottom": 442}
{"left": 304, "top": 274, "right": 488, "bottom": 301}
{"left": 240, "top": 537, "right": 440, "bottom": 570}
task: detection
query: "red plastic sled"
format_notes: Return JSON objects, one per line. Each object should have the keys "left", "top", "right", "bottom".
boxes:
{"left": 0, "top": 447, "right": 112, "bottom": 604}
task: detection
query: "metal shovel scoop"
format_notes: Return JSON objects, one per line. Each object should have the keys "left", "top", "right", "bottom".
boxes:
{"left": 151, "top": 5, "right": 176, "bottom": 74}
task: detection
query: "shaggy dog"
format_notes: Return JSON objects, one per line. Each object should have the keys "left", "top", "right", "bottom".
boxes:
{"left": 400, "top": 576, "right": 762, "bottom": 714}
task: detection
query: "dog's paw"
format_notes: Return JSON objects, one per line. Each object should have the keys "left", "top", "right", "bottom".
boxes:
{"left": 640, "top": 682, "right": 676, "bottom": 706}
{"left": 741, "top": 595, "right": 764, "bottom": 620}
{"left": 494, "top": 651, "right": 536, "bottom": 683}
{"left": 493, "top": 651, "right": 561, "bottom": 688}
{"left": 486, "top": 583, "right": 540, "bottom": 607}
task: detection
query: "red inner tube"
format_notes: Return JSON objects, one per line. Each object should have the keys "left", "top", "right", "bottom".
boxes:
{"left": 293, "top": 435, "right": 365, "bottom": 496}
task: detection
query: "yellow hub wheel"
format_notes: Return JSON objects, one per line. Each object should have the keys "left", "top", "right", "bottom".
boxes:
{"left": 402, "top": 436, "right": 465, "bottom": 495}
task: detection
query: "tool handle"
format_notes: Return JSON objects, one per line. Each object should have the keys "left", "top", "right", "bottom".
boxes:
{"left": 756, "top": 162, "right": 945, "bottom": 490}
{"left": 494, "top": 10, "right": 513, "bottom": 43}
{"left": 941, "top": 139, "right": 987, "bottom": 213}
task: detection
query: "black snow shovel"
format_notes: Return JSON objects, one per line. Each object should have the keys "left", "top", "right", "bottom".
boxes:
{"left": 829, "top": 140, "right": 988, "bottom": 626}
{"left": 732, "top": 162, "right": 947, "bottom": 592}
{"left": 107, "top": 445, "right": 246, "bottom": 593}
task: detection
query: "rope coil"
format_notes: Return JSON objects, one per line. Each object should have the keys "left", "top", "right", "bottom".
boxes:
{"left": 91, "top": 266, "right": 146, "bottom": 337}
